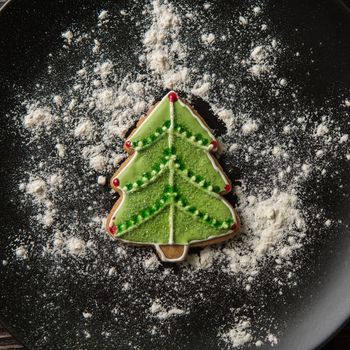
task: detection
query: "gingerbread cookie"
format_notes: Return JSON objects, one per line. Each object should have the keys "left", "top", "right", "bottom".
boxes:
{"left": 105, "top": 91, "right": 239, "bottom": 262}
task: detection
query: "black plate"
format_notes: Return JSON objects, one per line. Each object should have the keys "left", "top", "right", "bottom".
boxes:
{"left": 1, "top": 0, "right": 350, "bottom": 349}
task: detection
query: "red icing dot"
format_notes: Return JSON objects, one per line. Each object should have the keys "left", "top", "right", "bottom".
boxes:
{"left": 124, "top": 140, "right": 132, "bottom": 149}
{"left": 211, "top": 139, "right": 218, "bottom": 150}
{"left": 168, "top": 91, "right": 178, "bottom": 102}
{"left": 112, "top": 178, "right": 120, "bottom": 187}
{"left": 224, "top": 184, "right": 232, "bottom": 192}
{"left": 109, "top": 225, "right": 117, "bottom": 235}
{"left": 231, "top": 223, "right": 239, "bottom": 232}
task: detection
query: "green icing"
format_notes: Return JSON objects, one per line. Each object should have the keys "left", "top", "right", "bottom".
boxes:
{"left": 131, "top": 120, "right": 210, "bottom": 151}
{"left": 129, "top": 95, "right": 213, "bottom": 143}
{"left": 111, "top": 93, "right": 236, "bottom": 245}
{"left": 174, "top": 207, "right": 227, "bottom": 244}
{"left": 118, "top": 136, "right": 225, "bottom": 191}
{"left": 173, "top": 100, "right": 212, "bottom": 137}
{"left": 115, "top": 185, "right": 232, "bottom": 242}
{"left": 174, "top": 138, "right": 224, "bottom": 188}
{"left": 121, "top": 209, "right": 170, "bottom": 244}
{"left": 116, "top": 184, "right": 232, "bottom": 234}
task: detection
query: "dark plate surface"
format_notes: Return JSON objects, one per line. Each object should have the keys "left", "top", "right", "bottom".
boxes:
{"left": 1, "top": 0, "right": 350, "bottom": 349}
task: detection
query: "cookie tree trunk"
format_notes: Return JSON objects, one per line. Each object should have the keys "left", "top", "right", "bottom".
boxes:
{"left": 106, "top": 91, "right": 239, "bottom": 262}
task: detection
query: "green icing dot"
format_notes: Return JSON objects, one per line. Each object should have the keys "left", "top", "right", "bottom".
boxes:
{"left": 212, "top": 185, "right": 221, "bottom": 193}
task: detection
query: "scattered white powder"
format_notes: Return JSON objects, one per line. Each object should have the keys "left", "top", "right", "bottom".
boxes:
{"left": 239, "top": 16, "right": 248, "bottom": 26}
{"left": 302, "top": 163, "right": 312, "bottom": 177}
{"left": 201, "top": 33, "right": 216, "bottom": 45}
{"left": 150, "top": 301, "right": 186, "bottom": 319}
{"left": 97, "top": 175, "right": 106, "bottom": 186}
{"left": 53, "top": 95, "right": 63, "bottom": 106}
{"left": 61, "top": 30, "right": 73, "bottom": 45}
{"left": 96, "top": 88, "right": 114, "bottom": 108}
{"left": 74, "top": 119, "right": 94, "bottom": 139}
{"left": 83, "top": 312, "right": 93, "bottom": 319}
{"left": 241, "top": 119, "right": 259, "bottom": 134}
{"left": 95, "top": 61, "right": 113, "bottom": 79}
{"left": 8, "top": 1, "right": 350, "bottom": 348}
{"left": 325, "top": 219, "right": 332, "bottom": 227}
{"left": 163, "top": 67, "right": 189, "bottom": 89}
{"left": 315, "top": 123, "right": 329, "bottom": 136}
{"left": 246, "top": 190, "right": 304, "bottom": 255}
{"left": 83, "top": 331, "right": 91, "bottom": 339}
{"left": 98, "top": 10, "right": 108, "bottom": 21}
{"left": 187, "top": 247, "right": 214, "bottom": 269}
{"left": 253, "top": 6, "right": 262, "bottom": 16}
{"left": 339, "top": 134, "right": 349, "bottom": 143}
{"left": 143, "top": 254, "right": 160, "bottom": 270}
{"left": 221, "top": 320, "right": 253, "bottom": 348}
{"left": 92, "top": 39, "right": 101, "bottom": 54}
{"left": 15, "top": 246, "right": 28, "bottom": 260}
{"left": 66, "top": 237, "right": 86, "bottom": 256}
{"left": 272, "top": 145, "right": 283, "bottom": 157}
{"left": 55, "top": 143, "right": 66, "bottom": 158}
{"left": 229, "top": 143, "right": 240, "bottom": 153}
{"left": 108, "top": 267, "right": 116, "bottom": 276}
{"left": 210, "top": 107, "right": 236, "bottom": 133}
{"left": 191, "top": 81, "right": 211, "bottom": 97}
{"left": 250, "top": 45, "right": 266, "bottom": 63}
{"left": 250, "top": 63, "right": 268, "bottom": 77}
{"left": 40, "top": 209, "right": 56, "bottom": 227}
{"left": 23, "top": 106, "right": 54, "bottom": 130}
{"left": 267, "top": 333, "right": 278, "bottom": 345}
{"left": 142, "top": 0, "right": 187, "bottom": 89}
{"left": 223, "top": 189, "right": 304, "bottom": 275}
{"left": 279, "top": 78, "right": 287, "bottom": 86}
{"left": 122, "top": 282, "right": 131, "bottom": 291}
{"left": 48, "top": 174, "right": 63, "bottom": 188}
{"left": 26, "top": 178, "right": 47, "bottom": 198}
{"left": 89, "top": 155, "right": 107, "bottom": 172}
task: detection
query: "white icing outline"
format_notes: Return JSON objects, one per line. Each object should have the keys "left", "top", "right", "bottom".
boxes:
{"left": 106, "top": 91, "right": 238, "bottom": 261}
{"left": 168, "top": 100, "right": 175, "bottom": 244}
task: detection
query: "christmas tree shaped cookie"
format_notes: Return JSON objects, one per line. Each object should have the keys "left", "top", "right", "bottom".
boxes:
{"left": 106, "top": 91, "right": 239, "bottom": 262}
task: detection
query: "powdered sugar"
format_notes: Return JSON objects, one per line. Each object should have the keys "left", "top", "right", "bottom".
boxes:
{"left": 221, "top": 189, "right": 304, "bottom": 276}
{"left": 150, "top": 300, "right": 186, "bottom": 319}
{"left": 61, "top": 30, "right": 73, "bottom": 45}
{"left": 15, "top": 246, "right": 28, "bottom": 260}
{"left": 66, "top": 237, "right": 86, "bottom": 256}
{"left": 74, "top": 119, "right": 94, "bottom": 139}
{"left": 143, "top": 253, "right": 161, "bottom": 270}
{"left": 221, "top": 320, "right": 253, "bottom": 348}
{"left": 3, "top": 0, "right": 349, "bottom": 348}
{"left": 23, "top": 106, "right": 54, "bottom": 130}
{"left": 241, "top": 119, "right": 259, "bottom": 134}
{"left": 201, "top": 33, "right": 216, "bottom": 45}
{"left": 26, "top": 178, "right": 47, "bottom": 198}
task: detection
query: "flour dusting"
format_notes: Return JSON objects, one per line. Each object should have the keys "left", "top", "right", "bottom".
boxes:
{"left": 1, "top": 0, "right": 349, "bottom": 349}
